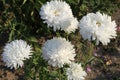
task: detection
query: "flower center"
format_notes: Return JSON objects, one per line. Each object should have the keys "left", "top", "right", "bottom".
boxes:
{"left": 96, "top": 21, "right": 101, "bottom": 27}
{"left": 54, "top": 10, "right": 59, "bottom": 16}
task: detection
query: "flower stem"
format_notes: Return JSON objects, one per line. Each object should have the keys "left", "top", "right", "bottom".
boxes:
{"left": 58, "top": 68, "right": 61, "bottom": 80}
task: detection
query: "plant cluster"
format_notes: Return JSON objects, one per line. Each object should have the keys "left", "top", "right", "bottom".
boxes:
{"left": 0, "top": 0, "right": 120, "bottom": 80}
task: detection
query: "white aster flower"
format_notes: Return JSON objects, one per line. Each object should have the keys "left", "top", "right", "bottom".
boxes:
{"left": 79, "top": 12, "right": 117, "bottom": 45}
{"left": 66, "top": 63, "right": 87, "bottom": 80}
{"left": 40, "top": 0, "right": 78, "bottom": 33}
{"left": 61, "top": 17, "right": 79, "bottom": 33}
{"left": 2, "top": 40, "right": 33, "bottom": 69}
{"left": 42, "top": 37, "right": 76, "bottom": 67}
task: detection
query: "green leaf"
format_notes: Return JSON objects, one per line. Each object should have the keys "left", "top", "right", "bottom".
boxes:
{"left": 43, "top": 67, "right": 49, "bottom": 72}
{"left": 28, "top": 36, "right": 38, "bottom": 43}
{"left": 80, "top": 4, "right": 87, "bottom": 11}
{"left": 34, "top": 44, "right": 41, "bottom": 52}
{"left": 33, "top": 58, "right": 38, "bottom": 65}
{"left": 22, "top": 0, "right": 27, "bottom": 6}
{"left": 8, "top": 24, "right": 16, "bottom": 42}
{"left": 51, "top": 71, "right": 58, "bottom": 77}
{"left": 8, "top": 29, "right": 14, "bottom": 42}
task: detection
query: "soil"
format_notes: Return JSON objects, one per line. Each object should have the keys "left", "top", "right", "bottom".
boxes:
{"left": 0, "top": 10, "right": 120, "bottom": 80}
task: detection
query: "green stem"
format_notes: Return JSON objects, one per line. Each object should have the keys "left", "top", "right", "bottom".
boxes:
{"left": 8, "top": 24, "right": 16, "bottom": 42}
{"left": 66, "top": 33, "right": 69, "bottom": 40}
{"left": 56, "top": 32, "right": 60, "bottom": 37}
{"left": 58, "top": 68, "right": 61, "bottom": 80}
{"left": 38, "top": 1, "right": 43, "bottom": 6}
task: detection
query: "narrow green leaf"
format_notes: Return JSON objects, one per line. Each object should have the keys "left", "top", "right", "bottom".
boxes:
{"left": 28, "top": 36, "right": 38, "bottom": 43}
